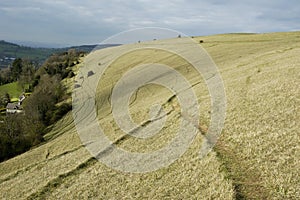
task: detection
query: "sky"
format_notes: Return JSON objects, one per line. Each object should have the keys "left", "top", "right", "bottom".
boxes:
{"left": 0, "top": 0, "right": 299, "bottom": 47}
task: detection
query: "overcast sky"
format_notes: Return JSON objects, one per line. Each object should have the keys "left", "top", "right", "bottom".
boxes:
{"left": 0, "top": 0, "right": 299, "bottom": 47}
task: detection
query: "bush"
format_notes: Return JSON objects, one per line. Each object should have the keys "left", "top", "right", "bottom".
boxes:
{"left": 41, "top": 49, "right": 81, "bottom": 79}
{"left": 32, "top": 75, "right": 40, "bottom": 88}
{"left": 61, "top": 69, "right": 70, "bottom": 79}
{"left": 0, "top": 115, "right": 44, "bottom": 162}
{"left": 0, "top": 93, "right": 10, "bottom": 107}
{"left": 50, "top": 103, "right": 72, "bottom": 123}
{"left": 68, "top": 71, "right": 75, "bottom": 78}
{"left": 24, "top": 74, "right": 65, "bottom": 125}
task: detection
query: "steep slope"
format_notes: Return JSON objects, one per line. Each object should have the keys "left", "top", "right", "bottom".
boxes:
{"left": 0, "top": 32, "right": 299, "bottom": 199}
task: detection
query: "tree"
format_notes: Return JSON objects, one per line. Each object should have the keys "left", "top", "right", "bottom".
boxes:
{"left": 0, "top": 93, "right": 10, "bottom": 107}
{"left": 24, "top": 74, "right": 65, "bottom": 125}
{"left": 11, "top": 58, "right": 23, "bottom": 81}
{"left": 0, "top": 114, "right": 44, "bottom": 162}
{"left": 19, "top": 60, "right": 35, "bottom": 91}
{"left": 5, "top": 93, "right": 10, "bottom": 103}
{"left": 0, "top": 68, "right": 13, "bottom": 84}
{"left": 67, "top": 48, "right": 77, "bottom": 66}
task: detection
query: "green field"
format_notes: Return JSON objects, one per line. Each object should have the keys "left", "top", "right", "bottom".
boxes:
{"left": 0, "top": 82, "right": 22, "bottom": 100}
{"left": 0, "top": 32, "right": 299, "bottom": 199}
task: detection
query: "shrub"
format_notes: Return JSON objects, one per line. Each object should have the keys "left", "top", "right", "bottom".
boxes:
{"left": 50, "top": 103, "right": 72, "bottom": 123}
{"left": 0, "top": 115, "right": 44, "bottom": 162}
{"left": 68, "top": 71, "right": 75, "bottom": 78}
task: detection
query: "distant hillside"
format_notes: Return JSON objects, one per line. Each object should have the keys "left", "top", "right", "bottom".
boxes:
{"left": 67, "top": 44, "right": 121, "bottom": 54}
{"left": 0, "top": 40, "right": 60, "bottom": 68}
{"left": 0, "top": 40, "right": 120, "bottom": 69}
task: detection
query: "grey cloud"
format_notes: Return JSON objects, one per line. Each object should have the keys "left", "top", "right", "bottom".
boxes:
{"left": 0, "top": 0, "right": 299, "bottom": 46}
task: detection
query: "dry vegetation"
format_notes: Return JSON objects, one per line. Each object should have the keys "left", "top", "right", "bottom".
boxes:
{"left": 197, "top": 32, "right": 300, "bottom": 199}
{"left": 0, "top": 31, "right": 299, "bottom": 199}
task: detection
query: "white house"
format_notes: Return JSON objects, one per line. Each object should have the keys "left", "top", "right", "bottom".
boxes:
{"left": 6, "top": 94, "right": 26, "bottom": 114}
{"left": 6, "top": 103, "right": 22, "bottom": 114}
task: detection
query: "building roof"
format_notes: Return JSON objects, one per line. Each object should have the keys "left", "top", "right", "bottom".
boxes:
{"left": 6, "top": 103, "right": 19, "bottom": 110}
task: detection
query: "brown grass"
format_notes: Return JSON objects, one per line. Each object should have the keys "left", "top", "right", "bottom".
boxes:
{"left": 0, "top": 31, "right": 299, "bottom": 199}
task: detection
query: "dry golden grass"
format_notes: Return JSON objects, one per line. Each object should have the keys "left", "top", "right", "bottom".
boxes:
{"left": 0, "top": 31, "right": 299, "bottom": 199}
{"left": 196, "top": 32, "right": 300, "bottom": 199}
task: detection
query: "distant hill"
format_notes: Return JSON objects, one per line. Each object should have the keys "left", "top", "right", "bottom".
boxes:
{"left": 0, "top": 40, "right": 60, "bottom": 68}
{"left": 68, "top": 44, "right": 121, "bottom": 53}
{"left": 0, "top": 40, "right": 120, "bottom": 69}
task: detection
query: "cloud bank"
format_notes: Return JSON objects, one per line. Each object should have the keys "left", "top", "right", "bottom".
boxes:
{"left": 0, "top": 0, "right": 299, "bottom": 46}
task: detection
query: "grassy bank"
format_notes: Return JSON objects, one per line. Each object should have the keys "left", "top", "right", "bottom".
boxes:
{"left": 0, "top": 82, "right": 22, "bottom": 100}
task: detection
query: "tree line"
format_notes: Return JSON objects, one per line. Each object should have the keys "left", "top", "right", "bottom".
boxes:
{"left": 0, "top": 49, "right": 84, "bottom": 162}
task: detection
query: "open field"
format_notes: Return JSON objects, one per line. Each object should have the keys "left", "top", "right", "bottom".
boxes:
{"left": 0, "top": 31, "right": 299, "bottom": 199}
{"left": 0, "top": 81, "right": 22, "bottom": 100}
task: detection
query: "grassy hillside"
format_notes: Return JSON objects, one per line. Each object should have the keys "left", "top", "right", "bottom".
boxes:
{"left": 197, "top": 32, "right": 300, "bottom": 199}
{"left": 0, "top": 81, "right": 22, "bottom": 100}
{"left": 0, "top": 32, "right": 299, "bottom": 199}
